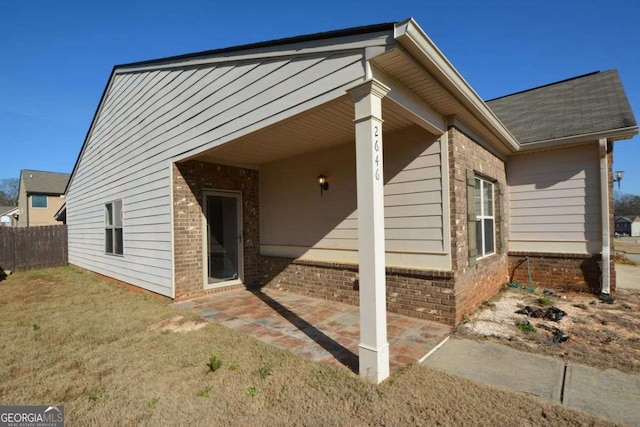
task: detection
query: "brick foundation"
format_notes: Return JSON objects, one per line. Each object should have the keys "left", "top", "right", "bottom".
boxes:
{"left": 508, "top": 252, "right": 612, "bottom": 294}
{"left": 259, "top": 257, "right": 456, "bottom": 325}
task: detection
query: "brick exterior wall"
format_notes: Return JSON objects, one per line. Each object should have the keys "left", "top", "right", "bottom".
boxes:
{"left": 172, "top": 160, "right": 260, "bottom": 301}
{"left": 259, "top": 257, "right": 456, "bottom": 325}
{"left": 508, "top": 252, "right": 605, "bottom": 293}
{"left": 448, "top": 127, "right": 509, "bottom": 323}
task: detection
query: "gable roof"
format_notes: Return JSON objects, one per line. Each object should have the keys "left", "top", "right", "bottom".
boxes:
{"left": 20, "top": 170, "right": 70, "bottom": 195}
{"left": 486, "top": 70, "right": 638, "bottom": 144}
{"left": 616, "top": 216, "right": 633, "bottom": 223}
{"left": 0, "top": 206, "right": 18, "bottom": 216}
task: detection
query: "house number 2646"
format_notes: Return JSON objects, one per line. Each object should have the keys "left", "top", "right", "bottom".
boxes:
{"left": 374, "top": 125, "right": 380, "bottom": 181}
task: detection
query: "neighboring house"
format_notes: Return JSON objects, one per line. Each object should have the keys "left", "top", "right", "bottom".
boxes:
{"left": 618, "top": 216, "right": 640, "bottom": 237}
{"left": 0, "top": 206, "right": 18, "bottom": 227}
{"left": 65, "top": 19, "right": 637, "bottom": 381}
{"left": 615, "top": 216, "right": 632, "bottom": 236}
{"left": 17, "top": 170, "right": 70, "bottom": 227}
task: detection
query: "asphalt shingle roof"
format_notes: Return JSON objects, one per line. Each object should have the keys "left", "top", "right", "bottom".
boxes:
{"left": 487, "top": 70, "right": 637, "bottom": 144}
{"left": 21, "top": 170, "right": 70, "bottom": 195}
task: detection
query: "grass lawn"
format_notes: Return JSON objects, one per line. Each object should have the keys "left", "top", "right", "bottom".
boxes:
{"left": 0, "top": 267, "right": 617, "bottom": 426}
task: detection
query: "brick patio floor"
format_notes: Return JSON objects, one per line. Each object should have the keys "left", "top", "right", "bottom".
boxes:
{"left": 175, "top": 288, "right": 451, "bottom": 373}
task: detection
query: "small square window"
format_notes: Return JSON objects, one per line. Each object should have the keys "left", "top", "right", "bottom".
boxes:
{"left": 32, "top": 195, "right": 47, "bottom": 208}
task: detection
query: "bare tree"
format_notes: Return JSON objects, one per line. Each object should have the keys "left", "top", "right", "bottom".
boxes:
{"left": 0, "top": 178, "right": 19, "bottom": 206}
{"left": 614, "top": 192, "right": 640, "bottom": 217}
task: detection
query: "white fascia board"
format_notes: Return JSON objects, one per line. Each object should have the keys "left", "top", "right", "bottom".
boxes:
{"left": 517, "top": 126, "right": 639, "bottom": 152}
{"left": 394, "top": 18, "right": 520, "bottom": 153}
{"left": 116, "top": 31, "right": 395, "bottom": 74}
{"left": 371, "top": 65, "right": 445, "bottom": 135}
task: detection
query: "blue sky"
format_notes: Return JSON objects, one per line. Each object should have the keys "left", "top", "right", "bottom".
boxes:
{"left": 1, "top": 0, "right": 639, "bottom": 194}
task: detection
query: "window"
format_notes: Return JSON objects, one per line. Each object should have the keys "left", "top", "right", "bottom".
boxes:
{"left": 105, "top": 200, "right": 123, "bottom": 255}
{"left": 32, "top": 195, "right": 47, "bottom": 208}
{"left": 475, "top": 177, "right": 495, "bottom": 258}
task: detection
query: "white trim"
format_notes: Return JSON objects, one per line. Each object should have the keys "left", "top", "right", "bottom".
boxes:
{"left": 259, "top": 244, "right": 451, "bottom": 270}
{"left": 475, "top": 177, "right": 495, "bottom": 258}
{"left": 599, "top": 138, "right": 611, "bottom": 294}
{"left": 394, "top": 19, "right": 519, "bottom": 153}
{"left": 371, "top": 64, "right": 445, "bottom": 135}
{"left": 349, "top": 79, "right": 390, "bottom": 383}
{"left": 517, "top": 126, "right": 639, "bottom": 152}
{"left": 169, "top": 163, "right": 176, "bottom": 299}
{"left": 115, "top": 32, "right": 393, "bottom": 74}
{"left": 201, "top": 190, "right": 244, "bottom": 290}
{"left": 439, "top": 134, "right": 452, "bottom": 271}
{"left": 508, "top": 239, "right": 601, "bottom": 254}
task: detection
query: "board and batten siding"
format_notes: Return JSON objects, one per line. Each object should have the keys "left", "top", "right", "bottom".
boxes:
{"left": 67, "top": 47, "right": 373, "bottom": 297}
{"left": 507, "top": 144, "right": 602, "bottom": 254}
{"left": 260, "top": 126, "right": 450, "bottom": 270}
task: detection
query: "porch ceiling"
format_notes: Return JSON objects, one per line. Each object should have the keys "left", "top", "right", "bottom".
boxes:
{"left": 194, "top": 95, "right": 418, "bottom": 166}
{"left": 372, "top": 48, "right": 512, "bottom": 153}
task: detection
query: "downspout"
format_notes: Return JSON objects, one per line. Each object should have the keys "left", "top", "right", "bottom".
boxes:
{"left": 599, "top": 138, "right": 610, "bottom": 295}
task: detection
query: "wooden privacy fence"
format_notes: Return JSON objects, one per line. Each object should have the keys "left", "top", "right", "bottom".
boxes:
{"left": 0, "top": 225, "right": 68, "bottom": 272}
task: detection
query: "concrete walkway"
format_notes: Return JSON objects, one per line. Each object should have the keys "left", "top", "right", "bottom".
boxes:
{"left": 423, "top": 338, "right": 640, "bottom": 426}
{"left": 616, "top": 263, "right": 640, "bottom": 290}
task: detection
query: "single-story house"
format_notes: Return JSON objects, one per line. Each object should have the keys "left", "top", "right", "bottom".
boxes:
{"left": 0, "top": 206, "right": 18, "bottom": 227}
{"left": 17, "top": 169, "right": 70, "bottom": 227}
{"left": 65, "top": 18, "right": 637, "bottom": 382}
{"left": 615, "top": 216, "right": 640, "bottom": 237}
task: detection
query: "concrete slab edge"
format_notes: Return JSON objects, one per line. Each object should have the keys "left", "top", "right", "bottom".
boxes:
{"left": 418, "top": 335, "right": 450, "bottom": 364}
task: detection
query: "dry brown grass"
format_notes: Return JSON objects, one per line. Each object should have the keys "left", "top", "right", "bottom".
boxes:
{"left": 615, "top": 237, "right": 640, "bottom": 255}
{"left": 0, "top": 267, "right": 619, "bottom": 426}
{"left": 458, "top": 287, "right": 640, "bottom": 375}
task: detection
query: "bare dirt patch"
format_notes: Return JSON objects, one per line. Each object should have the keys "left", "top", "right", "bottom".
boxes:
{"left": 457, "top": 285, "right": 640, "bottom": 375}
{"left": 0, "top": 267, "right": 619, "bottom": 426}
{"left": 149, "top": 315, "right": 207, "bottom": 333}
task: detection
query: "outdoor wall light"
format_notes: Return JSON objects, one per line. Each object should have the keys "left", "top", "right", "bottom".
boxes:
{"left": 317, "top": 175, "right": 329, "bottom": 196}
{"left": 614, "top": 170, "right": 624, "bottom": 190}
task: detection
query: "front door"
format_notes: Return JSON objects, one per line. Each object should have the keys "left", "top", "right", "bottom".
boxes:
{"left": 204, "top": 191, "right": 242, "bottom": 287}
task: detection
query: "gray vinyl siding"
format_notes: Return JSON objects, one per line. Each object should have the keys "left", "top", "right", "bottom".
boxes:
{"left": 507, "top": 144, "right": 601, "bottom": 253}
{"left": 260, "top": 126, "right": 446, "bottom": 268}
{"left": 67, "top": 48, "right": 371, "bottom": 296}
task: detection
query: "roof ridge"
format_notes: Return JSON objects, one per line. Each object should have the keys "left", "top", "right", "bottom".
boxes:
{"left": 117, "top": 22, "right": 397, "bottom": 69}
{"left": 21, "top": 169, "right": 71, "bottom": 175}
{"left": 486, "top": 71, "right": 605, "bottom": 102}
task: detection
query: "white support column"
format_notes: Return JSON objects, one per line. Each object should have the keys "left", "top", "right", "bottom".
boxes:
{"left": 348, "top": 79, "right": 390, "bottom": 383}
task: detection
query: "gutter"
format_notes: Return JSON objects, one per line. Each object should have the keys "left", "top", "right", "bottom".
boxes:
{"left": 517, "top": 126, "right": 639, "bottom": 152}
{"left": 599, "top": 138, "right": 611, "bottom": 295}
{"left": 394, "top": 18, "right": 520, "bottom": 153}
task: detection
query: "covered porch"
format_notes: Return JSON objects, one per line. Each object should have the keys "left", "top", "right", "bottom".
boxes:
{"left": 175, "top": 287, "right": 451, "bottom": 375}
{"left": 170, "top": 26, "right": 514, "bottom": 382}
